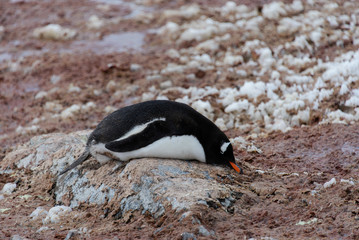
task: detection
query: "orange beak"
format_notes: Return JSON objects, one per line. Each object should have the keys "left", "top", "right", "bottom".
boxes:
{"left": 229, "top": 161, "right": 243, "bottom": 174}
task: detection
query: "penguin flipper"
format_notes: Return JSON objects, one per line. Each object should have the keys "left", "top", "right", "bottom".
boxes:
{"left": 105, "top": 121, "right": 171, "bottom": 152}
{"left": 59, "top": 147, "right": 91, "bottom": 175}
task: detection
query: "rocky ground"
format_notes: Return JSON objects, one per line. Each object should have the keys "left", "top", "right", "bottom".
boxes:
{"left": 1, "top": 0, "right": 359, "bottom": 239}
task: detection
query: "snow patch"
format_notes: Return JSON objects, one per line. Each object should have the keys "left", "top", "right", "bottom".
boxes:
{"left": 33, "top": 24, "right": 77, "bottom": 41}
{"left": 323, "top": 178, "right": 336, "bottom": 188}
{"left": 262, "top": 2, "right": 287, "bottom": 20}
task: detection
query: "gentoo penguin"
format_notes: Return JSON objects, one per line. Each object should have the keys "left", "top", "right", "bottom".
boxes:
{"left": 59, "top": 100, "right": 242, "bottom": 175}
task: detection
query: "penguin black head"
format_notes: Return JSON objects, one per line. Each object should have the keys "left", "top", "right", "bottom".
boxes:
{"left": 207, "top": 137, "right": 243, "bottom": 174}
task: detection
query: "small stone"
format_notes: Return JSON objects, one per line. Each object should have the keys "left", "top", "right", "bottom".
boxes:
{"left": 50, "top": 75, "right": 61, "bottom": 84}
{"left": 198, "top": 225, "right": 213, "bottom": 237}
{"left": 2, "top": 183, "right": 16, "bottom": 194}
{"left": 30, "top": 207, "right": 48, "bottom": 221}
{"left": 160, "top": 80, "right": 172, "bottom": 89}
{"left": 68, "top": 84, "right": 81, "bottom": 93}
{"left": 64, "top": 229, "right": 80, "bottom": 240}
{"left": 130, "top": 64, "right": 142, "bottom": 72}
{"left": 87, "top": 15, "right": 105, "bottom": 29}
{"left": 36, "top": 227, "right": 49, "bottom": 233}
{"left": 0, "top": 26, "right": 4, "bottom": 41}
{"left": 181, "top": 232, "right": 197, "bottom": 240}
{"left": 35, "top": 91, "right": 47, "bottom": 99}
{"left": 11, "top": 235, "right": 30, "bottom": 240}
{"left": 106, "top": 80, "right": 117, "bottom": 93}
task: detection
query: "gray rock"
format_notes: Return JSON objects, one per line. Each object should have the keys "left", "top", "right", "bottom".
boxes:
{"left": 1, "top": 131, "right": 243, "bottom": 220}
{"left": 198, "top": 225, "right": 215, "bottom": 237}
{"left": 181, "top": 232, "right": 197, "bottom": 240}
{"left": 64, "top": 229, "right": 80, "bottom": 240}
{"left": 11, "top": 235, "right": 30, "bottom": 240}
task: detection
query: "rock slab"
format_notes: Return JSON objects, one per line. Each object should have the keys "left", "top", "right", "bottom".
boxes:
{"left": 2, "top": 131, "right": 243, "bottom": 222}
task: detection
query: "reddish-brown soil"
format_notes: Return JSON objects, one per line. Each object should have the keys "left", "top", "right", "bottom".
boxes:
{"left": 1, "top": 123, "right": 358, "bottom": 239}
{"left": 1, "top": 0, "right": 359, "bottom": 239}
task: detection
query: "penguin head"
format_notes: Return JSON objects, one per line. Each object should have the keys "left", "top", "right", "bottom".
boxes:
{"left": 213, "top": 140, "right": 242, "bottom": 174}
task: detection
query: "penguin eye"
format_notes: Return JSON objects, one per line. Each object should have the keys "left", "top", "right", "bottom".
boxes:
{"left": 220, "top": 142, "right": 231, "bottom": 154}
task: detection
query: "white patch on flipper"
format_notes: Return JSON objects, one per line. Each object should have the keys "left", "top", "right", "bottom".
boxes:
{"left": 220, "top": 142, "right": 231, "bottom": 154}
{"left": 90, "top": 135, "right": 206, "bottom": 163}
{"left": 115, "top": 117, "right": 166, "bottom": 142}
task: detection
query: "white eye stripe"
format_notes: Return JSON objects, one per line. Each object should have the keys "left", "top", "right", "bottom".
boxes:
{"left": 220, "top": 142, "right": 231, "bottom": 154}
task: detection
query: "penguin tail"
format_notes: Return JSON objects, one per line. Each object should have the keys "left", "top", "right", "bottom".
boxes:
{"left": 59, "top": 147, "right": 91, "bottom": 175}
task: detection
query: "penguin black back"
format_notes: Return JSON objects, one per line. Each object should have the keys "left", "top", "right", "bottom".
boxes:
{"left": 59, "top": 100, "right": 242, "bottom": 175}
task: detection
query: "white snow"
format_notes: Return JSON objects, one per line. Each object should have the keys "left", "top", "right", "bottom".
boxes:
{"left": 339, "top": 84, "right": 349, "bottom": 95}
{"left": 214, "top": 118, "right": 228, "bottom": 131}
{"left": 130, "top": 64, "right": 142, "bottom": 72}
{"left": 87, "top": 15, "right": 105, "bottom": 29}
{"left": 277, "top": 18, "right": 302, "bottom": 36}
{"left": 286, "top": 0, "right": 304, "bottom": 14}
{"left": 164, "top": 5, "right": 200, "bottom": 19}
{"left": 193, "top": 54, "right": 212, "bottom": 64}
{"left": 179, "top": 26, "right": 214, "bottom": 42}
{"left": 220, "top": 1, "right": 237, "bottom": 15}
{"left": 224, "top": 99, "right": 249, "bottom": 113}
{"left": 31, "top": 0, "right": 352, "bottom": 137}
{"left": 256, "top": 48, "right": 274, "bottom": 72}
{"left": 345, "top": 95, "right": 359, "bottom": 107}
{"left": 244, "top": 16, "right": 264, "bottom": 33}
{"left": 323, "top": 178, "right": 337, "bottom": 188}
{"left": 222, "top": 53, "right": 243, "bottom": 66}
{"left": 196, "top": 39, "right": 219, "bottom": 51}
{"left": 161, "top": 63, "right": 186, "bottom": 74}
{"left": 324, "top": 2, "right": 338, "bottom": 12}
{"left": 310, "top": 29, "right": 323, "bottom": 47}
{"left": 15, "top": 125, "right": 39, "bottom": 135}
{"left": 61, "top": 104, "right": 81, "bottom": 119}
{"left": 262, "top": 2, "right": 287, "bottom": 20}
{"left": 239, "top": 81, "right": 266, "bottom": 100}
{"left": 191, "top": 100, "right": 214, "bottom": 120}
{"left": 327, "top": 16, "right": 339, "bottom": 28}
{"left": 33, "top": 24, "right": 77, "bottom": 41}
{"left": 158, "top": 22, "right": 180, "bottom": 35}
{"left": 340, "top": 179, "right": 355, "bottom": 185}
{"left": 44, "top": 102, "right": 63, "bottom": 112}
{"left": 166, "top": 49, "right": 180, "bottom": 59}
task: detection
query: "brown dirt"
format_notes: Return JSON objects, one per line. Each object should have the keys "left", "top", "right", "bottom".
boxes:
{"left": 1, "top": 123, "right": 358, "bottom": 239}
{"left": 1, "top": 0, "right": 359, "bottom": 239}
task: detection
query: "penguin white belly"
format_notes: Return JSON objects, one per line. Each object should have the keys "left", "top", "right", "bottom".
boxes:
{"left": 91, "top": 135, "right": 206, "bottom": 163}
